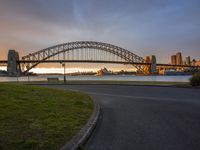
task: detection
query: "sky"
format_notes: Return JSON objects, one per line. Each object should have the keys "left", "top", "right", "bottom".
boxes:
{"left": 0, "top": 0, "right": 200, "bottom": 65}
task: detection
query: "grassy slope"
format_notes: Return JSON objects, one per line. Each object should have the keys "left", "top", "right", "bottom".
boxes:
{"left": 0, "top": 83, "right": 93, "bottom": 150}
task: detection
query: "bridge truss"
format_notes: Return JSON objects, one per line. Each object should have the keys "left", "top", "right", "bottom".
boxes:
{"left": 22, "top": 41, "right": 145, "bottom": 73}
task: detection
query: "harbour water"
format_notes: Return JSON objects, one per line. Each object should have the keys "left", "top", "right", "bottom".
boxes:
{"left": 0, "top": 75, "right": 192, "bottom": 82}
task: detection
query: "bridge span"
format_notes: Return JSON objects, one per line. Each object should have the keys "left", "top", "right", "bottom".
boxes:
{"left": 0, "top": 41, "right": 199, "bottom": 76}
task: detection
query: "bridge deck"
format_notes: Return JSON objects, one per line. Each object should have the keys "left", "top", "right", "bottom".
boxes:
{"left": 0, "top": 60, "right": 200, "bottom": 68}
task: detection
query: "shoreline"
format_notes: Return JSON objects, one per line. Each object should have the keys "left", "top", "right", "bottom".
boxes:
{"left": 0, "top": 80, "right": 190, "bottom": 87}
{"left": 0, "top": 73, "right": 193, "bottom": 77}
{"left": 0, "top": 75, "right": 192, "bottom": 83}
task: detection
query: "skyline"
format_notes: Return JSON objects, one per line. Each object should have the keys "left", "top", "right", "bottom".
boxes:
{"left": 0, "top": 0, "right": 200, "bottom": 63}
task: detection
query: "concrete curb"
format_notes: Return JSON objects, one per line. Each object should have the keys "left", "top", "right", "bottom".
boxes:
{"left": 60, "top": 97, "right": 100, "bottom": 150}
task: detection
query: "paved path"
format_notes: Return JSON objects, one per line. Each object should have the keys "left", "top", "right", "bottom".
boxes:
{"left": 44, "top": 85, "right": 200, "bottom": 150}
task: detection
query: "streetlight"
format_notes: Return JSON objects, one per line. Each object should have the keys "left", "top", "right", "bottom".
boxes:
{"left": 26, "top": 65, "right": 30, "bottom": 82}
{"left": 16, "top": 72, "right": 19, "bottom": 82}
{"left": 27, "top": 71, "right": 30, "bottom": 82}
{"left": 61, "top": 62, "right": 66, "bottom": 84}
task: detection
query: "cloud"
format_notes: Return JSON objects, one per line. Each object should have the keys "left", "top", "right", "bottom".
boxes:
{"left": 0, "top": 0, "right": 199, "bottom": 62}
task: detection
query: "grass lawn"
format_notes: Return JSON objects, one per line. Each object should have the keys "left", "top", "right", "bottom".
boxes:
{"left": 0, "top": 83, "right": 93, "bottom": 150}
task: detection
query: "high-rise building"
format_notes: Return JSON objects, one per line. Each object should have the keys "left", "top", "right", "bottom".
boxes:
{"left": 171, "top": 55, "right": 176, "bottom": 65}
{"left": 145, "top": 56, "right": 151, "bottom": 63}
{"left": 176, "top": 52, "right": 182, "bottom": 65}
{"left": 185, "top": 56, "right": 191, "bottom": 65}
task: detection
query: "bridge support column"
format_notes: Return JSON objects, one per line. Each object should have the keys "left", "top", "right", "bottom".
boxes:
{"left": 143, "top": 56, "right": 151, "bottom": 75}
{"left": 143, "top": 65, "right": 151, "bottom": 75}
{"left": 143, "top": 55, "right": 157, "bottom": 75}
{"left": 7, "top": 50, "right": 21, "bottom": 76}
{"left": 150, "top": 55, "right": 157, "bottom": 74}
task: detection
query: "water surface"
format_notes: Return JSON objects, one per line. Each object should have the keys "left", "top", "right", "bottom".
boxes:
{"left": 0, "top": 75, "right": 191, "bottom": 82}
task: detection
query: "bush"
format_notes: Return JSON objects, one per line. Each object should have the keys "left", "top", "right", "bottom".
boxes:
{"left": 190, "top": 73, "right": 200, "bottom": 86}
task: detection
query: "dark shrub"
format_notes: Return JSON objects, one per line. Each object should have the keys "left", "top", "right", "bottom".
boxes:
{"left": 190, "top": 73, "right": 200, "bottom": 86}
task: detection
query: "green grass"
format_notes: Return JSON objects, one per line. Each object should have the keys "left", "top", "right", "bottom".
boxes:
{"left": 0, "top": 83, "right": 93, "bottom": 150}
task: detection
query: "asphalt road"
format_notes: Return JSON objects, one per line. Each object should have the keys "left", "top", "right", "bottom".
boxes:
{"left": 44, "top": 85, "right": 200, "bottom": 150}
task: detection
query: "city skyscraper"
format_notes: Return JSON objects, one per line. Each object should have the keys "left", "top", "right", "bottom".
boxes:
{"left": 145, "top": 56, "right": 151, "bottom": 63}
{"left": 185, "top": 56, "right": 191, "bottom": 65}
{"left": 171, "top": 55, "right": 176, "bottom": 65}
{"left": 176, "top": 52, "right": 182, "bottom": 65}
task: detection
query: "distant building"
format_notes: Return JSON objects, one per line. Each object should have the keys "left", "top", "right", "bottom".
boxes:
{"left": 176, "top": 52, "right": 182, "bottom": 65}
{"left": 96, "top": 67, "right": 112, "bottom": 76}
{"left": 191, "top": 59, "right": 196, "bottom": 66}
{"left": 196, "top": 60, "right": 200, "bottom": 66}
{"left": 145, "top": 56, "right": 151, "bottom": 63}
{"left": 185, "top": 56, "right": 191, "bottom": 65}
{"left": 171, "top": 55, "right": 176, "bottom": 65}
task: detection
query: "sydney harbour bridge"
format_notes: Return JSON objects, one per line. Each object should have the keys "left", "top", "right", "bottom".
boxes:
{"left": 0, "top": 41, "right": 199, "bottom": 76}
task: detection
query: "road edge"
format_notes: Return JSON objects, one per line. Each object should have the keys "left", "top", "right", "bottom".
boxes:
{"left": 60, "top": 96, "right": 100, "bottom": 150}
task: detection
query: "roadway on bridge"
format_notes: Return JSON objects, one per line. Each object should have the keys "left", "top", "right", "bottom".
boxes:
{"left": 44, "top": 84, "right": 200, "bottom": 150}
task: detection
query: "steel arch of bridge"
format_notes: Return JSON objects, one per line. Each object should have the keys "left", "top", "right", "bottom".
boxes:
{"left": 22, "top": 41, "right": 145, "bottom": 72}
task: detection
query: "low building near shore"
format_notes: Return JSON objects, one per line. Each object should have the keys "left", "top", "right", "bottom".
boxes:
{"left": 196, "top": 60, "right": 200, "bottom": 66}
{"left": 96, "top": 67, "right": 112, "bottom": 76}
{"left": 0, "top": 70, "right": 8, "bottom": 76}
{"left": 159, "top": 69, "right": 192, "bottom": 75}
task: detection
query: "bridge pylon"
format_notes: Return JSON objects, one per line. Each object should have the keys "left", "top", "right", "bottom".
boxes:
{"left": 143, "top": 55, "right": 157, "bottom": 75}
{"left": 7, "top": 50, "right": 21, "bottom": 76}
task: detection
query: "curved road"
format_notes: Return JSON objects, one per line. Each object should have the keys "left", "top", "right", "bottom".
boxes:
{"left": 45, "top": 85, "right": 200, "bottom": 150}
